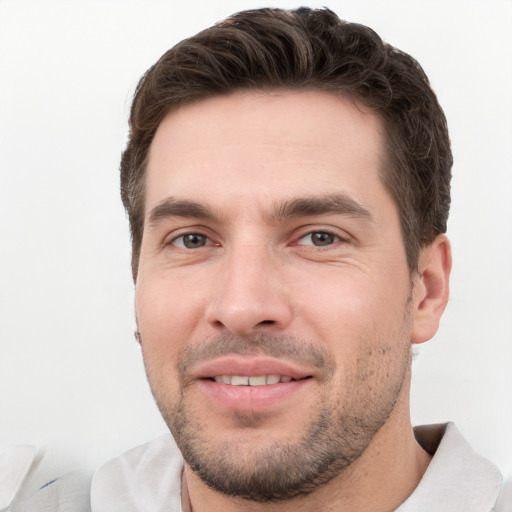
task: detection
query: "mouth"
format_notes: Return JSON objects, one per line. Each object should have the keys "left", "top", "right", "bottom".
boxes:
{"left": 207, "top": 375, "right": 312, "bottom": 386}
{"left": 192, "top": 358, "right": 316, "bottom": 412}
{"left": 193, "top": 356, "right": 315, "bottom": 385}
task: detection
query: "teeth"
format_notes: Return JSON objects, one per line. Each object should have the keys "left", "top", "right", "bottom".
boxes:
{"left": 248, "top": 376, "right": 266, "bottom": 386}
{"left": 213, "top": 375, "right": 295, "bottom": 386}
{"left": 231, "top": 376, "right": 249, "bottom": 386}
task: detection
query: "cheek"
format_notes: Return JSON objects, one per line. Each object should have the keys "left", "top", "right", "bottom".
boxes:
{"left": 294, "top": 268, "right": 407, "bottom": 339}
{"left": 138, "top": 268, "right": 206, "bottom": 322}
{"left": 135, "top": 274, "right": 205, "bottom": 374}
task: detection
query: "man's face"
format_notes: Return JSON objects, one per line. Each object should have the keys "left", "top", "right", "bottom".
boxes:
{"left": 136, "top": 91, "right": 416, "bottom": 501}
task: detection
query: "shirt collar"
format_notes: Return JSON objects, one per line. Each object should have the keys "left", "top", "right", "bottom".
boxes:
{"left": 396, "top": 422, "right": 502, "bottom": 512}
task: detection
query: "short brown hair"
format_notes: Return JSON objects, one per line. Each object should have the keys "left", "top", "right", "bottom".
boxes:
{"left": 121, "top": 7, "right": 452, "bottom": 280}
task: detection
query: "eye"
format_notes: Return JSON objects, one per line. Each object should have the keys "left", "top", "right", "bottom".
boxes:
{"left": 171, "top": 233, "right": 211, "bottom": 249}
{"left": 297, "top": 231, "right": 340, "bottom": 247}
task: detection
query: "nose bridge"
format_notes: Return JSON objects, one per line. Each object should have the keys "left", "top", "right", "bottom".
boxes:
{"left": 206, "top": 238, "right": 292, "bottom": 334}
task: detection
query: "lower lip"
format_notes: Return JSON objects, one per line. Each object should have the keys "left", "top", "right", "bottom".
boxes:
{"left": 198, "top": 378, "right": 312, "bottom": 412}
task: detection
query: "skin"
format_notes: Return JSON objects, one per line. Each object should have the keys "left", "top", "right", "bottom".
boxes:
{"left": 135, "top": 90, "right": 451, "bottom": 511}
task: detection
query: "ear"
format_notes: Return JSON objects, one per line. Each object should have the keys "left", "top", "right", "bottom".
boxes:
{"left": 134, "top": 300, "right": 142, "bottom": 345}
{"left": 411, "top": 234, "right": 452, "bottom": 344}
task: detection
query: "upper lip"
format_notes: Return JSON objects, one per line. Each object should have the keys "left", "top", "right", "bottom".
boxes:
{"left": 192, "top": 356, "right": 314, "bottom": 380}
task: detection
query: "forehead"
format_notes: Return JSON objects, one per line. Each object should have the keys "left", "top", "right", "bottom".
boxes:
{"left": 145, "top": 90, "right": 388, "bottom": 216}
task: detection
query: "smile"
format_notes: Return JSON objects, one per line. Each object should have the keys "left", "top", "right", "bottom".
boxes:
{"left": 211, "top": 375, "right": 299, "bottom": 386}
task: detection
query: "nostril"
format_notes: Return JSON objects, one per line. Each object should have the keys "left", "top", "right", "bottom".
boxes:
{"left": 259, "top": 320, "right": 275, "bottom": 325}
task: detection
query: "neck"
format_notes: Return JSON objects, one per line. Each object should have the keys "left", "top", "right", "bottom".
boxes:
{"left": 182, "top": 373, "right": 431, "bottom": 512}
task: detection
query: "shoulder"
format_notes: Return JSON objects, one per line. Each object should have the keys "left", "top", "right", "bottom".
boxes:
{"left": 91, "top": 434, "right": 183, "bottom": 512}
{"left": 1, "top": 444, "right": 92, "bottom": 512}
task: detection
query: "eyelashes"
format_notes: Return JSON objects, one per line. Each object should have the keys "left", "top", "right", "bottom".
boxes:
{"left": 295, "top": 231, "right": 343, "bottom": 247}
{"left": 171, "top": 233, "right": 212, "bottom": 249}
{"left": 168, "top": 230, "right": 347, "bottom": 250}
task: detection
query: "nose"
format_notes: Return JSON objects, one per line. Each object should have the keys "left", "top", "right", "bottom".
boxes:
{"left": 205, "top": 243, "right": 293, "bottom": 335}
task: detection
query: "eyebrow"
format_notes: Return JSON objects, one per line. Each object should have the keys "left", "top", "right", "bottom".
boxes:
{"left": 148, "top": 198, "right": 219, "bottom": 226}
{"left": 147, "top": 193, "right": 373, "bottom": 227}
{"left": 270, "top": 194, "right": 373, "bottom": 223}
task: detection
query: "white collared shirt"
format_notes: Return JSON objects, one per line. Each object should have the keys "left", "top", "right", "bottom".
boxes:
{"left": 397, "top": 423, "right": 503, "bottom": 511}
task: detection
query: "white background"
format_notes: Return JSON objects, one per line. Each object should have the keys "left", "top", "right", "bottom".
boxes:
{"left": 1, "top": 0, "right": 511, "bottom": 480}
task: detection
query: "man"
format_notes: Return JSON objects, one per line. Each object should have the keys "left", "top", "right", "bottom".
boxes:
{"left": 91, "top": 7, "right": 505, "bottom": 511}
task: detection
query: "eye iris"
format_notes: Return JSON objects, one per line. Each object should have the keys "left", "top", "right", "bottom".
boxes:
{"left": 183, "top": 234, "right": 206, "bottom": 248}
{"left": 312, "top": 232, "right": 335, "bottom": 246}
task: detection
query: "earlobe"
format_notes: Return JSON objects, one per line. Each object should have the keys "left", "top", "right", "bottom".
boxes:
{"left": 411, "top": 234, "right": 452, "bottom": 344}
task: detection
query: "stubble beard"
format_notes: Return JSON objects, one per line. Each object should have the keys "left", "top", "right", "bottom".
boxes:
{"left": 143, "top": 327, "right": 412, "bottom": 503}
